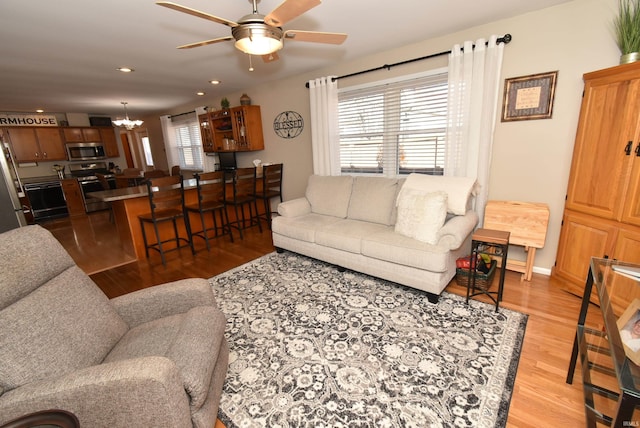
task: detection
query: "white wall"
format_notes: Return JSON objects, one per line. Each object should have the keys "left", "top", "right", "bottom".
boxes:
{"left": 149, "top": 0, "right": 621, "bottom": 273}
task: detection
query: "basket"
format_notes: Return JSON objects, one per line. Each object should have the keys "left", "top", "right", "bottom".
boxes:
{"left": 455, "top": 259, "right": 497, "bottom": 290}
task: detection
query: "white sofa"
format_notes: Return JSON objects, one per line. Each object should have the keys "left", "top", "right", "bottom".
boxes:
{"left": 271, "top": 174, "right": 479, "bottom": 303}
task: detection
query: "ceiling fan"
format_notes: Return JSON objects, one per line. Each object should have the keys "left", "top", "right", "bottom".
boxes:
{"left": 156, "top": 0, "right": 347, "bottom": 62}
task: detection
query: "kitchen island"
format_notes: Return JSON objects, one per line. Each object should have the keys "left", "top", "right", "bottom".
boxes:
{"left": 87, "top": 179, "right": 200, "bottom": 260}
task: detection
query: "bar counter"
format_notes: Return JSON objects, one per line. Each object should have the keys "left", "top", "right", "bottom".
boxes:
{"left": 87, "top": 179, "right": 201, "bottom": 260}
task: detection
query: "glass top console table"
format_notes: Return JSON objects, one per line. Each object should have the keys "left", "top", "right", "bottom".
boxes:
{"left": 567, "top": 257, "right": 640, "bottom": 427}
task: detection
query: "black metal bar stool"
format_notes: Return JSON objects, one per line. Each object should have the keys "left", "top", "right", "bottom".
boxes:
{"left": 185, "top": 171, "right": 234, "bottom": 251}
{"left": 225, "top": 167, "right": 262, "bottom": 239}
{"left": 138, "top": 175, "right": 194, "bottom": 265}
{"left": 256, "top": 163, "right": 283, "bottom": 229}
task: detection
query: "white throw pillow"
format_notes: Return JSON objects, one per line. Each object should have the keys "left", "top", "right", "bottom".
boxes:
{"left": 395, "top": 190, "right": 448, "bottom": 244}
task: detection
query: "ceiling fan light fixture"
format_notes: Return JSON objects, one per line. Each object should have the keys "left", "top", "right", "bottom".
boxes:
{"left": 112, "top": 101, "right": 143, "bottom": 130}
{"left": 232, "top": 24, "right": 283, "bottom": 55}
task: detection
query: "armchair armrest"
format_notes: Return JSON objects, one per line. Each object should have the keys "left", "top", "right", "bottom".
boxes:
{"left": 110, "top": 278, "right": 215, "bottom": 328}
{"left": 436, "top": 210, "right": 479, "bottom": 250}
{"left": 0, "top": 357, "right": 192, "bottom": 428}
{"left": 277, "top": 197, "right": 311, "bottom": 218}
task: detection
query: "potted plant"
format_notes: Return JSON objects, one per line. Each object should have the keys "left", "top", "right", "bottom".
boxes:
{"left": 220, "top": 97, "right": 230, "bottom": 111}
{"left": 614, "top": 0, "right": 640, "bottom": 64}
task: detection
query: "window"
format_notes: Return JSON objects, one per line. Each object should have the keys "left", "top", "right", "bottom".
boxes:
{"left": 141, "top": 136, "right": 154, "bottom": 167}
{"left": 338, "top": 70, "right": 447, "bottom": 176}
{"left": 172, "top": 120, "right": 203, "bottom": 170}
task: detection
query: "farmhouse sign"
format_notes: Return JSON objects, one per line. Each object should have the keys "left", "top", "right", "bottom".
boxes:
{"left": 273, "top": 111, "right": 303, "bottom": 139}
{"left": 0, "top": 114, "right": 58, "bottom": 126}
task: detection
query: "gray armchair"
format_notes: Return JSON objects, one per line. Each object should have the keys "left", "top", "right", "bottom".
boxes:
{"left": 0, "top": 225, "right": 228, "bottom": 428}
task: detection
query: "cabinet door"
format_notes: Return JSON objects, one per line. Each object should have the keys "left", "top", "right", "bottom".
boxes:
{"left": 565, "top": 77, "right": 640, "bottom": 220}
{"left": 233, "top": 105, "right": 264, "bottom": 151}
{"left": 622, "top": 154, "right": 640, "bottom": 226}
{"left": 36, "top": 128, "right": 66, "bottom": 161}
{"left": 61, "top": 179, "right": 86, "bottom": 217}
{"left": 610, "top": 227, "right": 640, "bottom": 312}
{"left": 554, "top": 210, "right": 617, "bottom": 294}
{"left": 82, "top": 128, "right": 100, "bottom": 141}
{"left": 6, "top": 128, "right": 41, "bottom": 162}
{"left": 99, "top": 128, "right": 120, "bottom": 157}
{"left": 62, "top": 128, "right": 84, "bottom": 142}
{"left": 199, "top": 114, "right": 215, "bottom": 153}
{"left": 209, "top": 110, "right": 234, "bottom": 152}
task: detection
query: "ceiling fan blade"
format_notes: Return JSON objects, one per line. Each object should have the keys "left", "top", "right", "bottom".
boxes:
{"left": 264, "top": 0, "right": 321, "bottom": 27}
{"left": 177, "top": 36, "right": 234, "bottom": 49}
{"left": 156, "top": 1, "right": 237, "bottom": 27}
{"left": 262, "top": 52, "right": 280, "bottom": 63}
{"left": 284, "top": 30, "right": 347, "bottom": 44}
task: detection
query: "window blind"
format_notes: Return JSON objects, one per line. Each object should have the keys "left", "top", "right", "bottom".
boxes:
{"left": 172, "top": 121, "right": 203, "bottom": 170}
{"left": 338, "top": 71, "right": 447, "bottom": 176}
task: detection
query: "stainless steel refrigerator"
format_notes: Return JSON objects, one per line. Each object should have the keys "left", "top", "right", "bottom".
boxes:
{"left": 0, "top": 139, "right": 28, "bottom": 233}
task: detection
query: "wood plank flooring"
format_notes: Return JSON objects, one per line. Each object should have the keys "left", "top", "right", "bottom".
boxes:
{"left": 42, "top": 211, "right": 604, "bottom": 427}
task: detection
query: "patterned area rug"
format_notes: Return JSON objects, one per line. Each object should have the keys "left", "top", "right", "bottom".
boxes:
{"left": 210, "top": 252, "right": 527, "bottom": 428}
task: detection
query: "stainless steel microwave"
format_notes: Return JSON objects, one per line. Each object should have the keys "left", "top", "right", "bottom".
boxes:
{"left": 66, "top": 142, "right": 106, "bottom": 161}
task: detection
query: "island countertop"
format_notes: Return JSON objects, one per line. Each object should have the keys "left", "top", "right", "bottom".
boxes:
{"left": 86, "top": 178, "right": 198, "bottom": 202}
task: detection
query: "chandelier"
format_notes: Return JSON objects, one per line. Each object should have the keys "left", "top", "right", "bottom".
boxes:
{"left": 112, "top": 101, "right": 143, "bottom": 130}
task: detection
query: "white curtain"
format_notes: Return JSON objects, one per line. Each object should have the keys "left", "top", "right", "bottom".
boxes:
{"left": 445, "top": 36, "right": 504, "bottom": 226}
{"left": 159, "top": 114, "right": 178, "bottom": 168}
{"left": 308, "top": 76, "right": 340, "bottom": 176}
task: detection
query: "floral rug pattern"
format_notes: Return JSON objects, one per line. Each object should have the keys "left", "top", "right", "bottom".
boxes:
{"left": 210, "top": 252, "right": 527, "bottom": 428}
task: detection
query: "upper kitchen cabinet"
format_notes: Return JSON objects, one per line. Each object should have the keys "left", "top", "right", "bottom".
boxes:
{"left": 205, "top": 105, "right": 264, "bottom": 152}
{"left": 199, "top": 113, "right": 215, "bottom": 153}
{"left": 5, "top": 127, "right": 66, "bottom": 163}
{"left": 62, "top": 127, "right": 101, "bottom": 142}
{"left": 98, "top": 127, "right": 120, "bottom": 157}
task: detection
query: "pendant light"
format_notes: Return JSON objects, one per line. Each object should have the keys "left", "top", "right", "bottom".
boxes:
{"left": 112, "top": 101, "right": 143, "bottom": 130}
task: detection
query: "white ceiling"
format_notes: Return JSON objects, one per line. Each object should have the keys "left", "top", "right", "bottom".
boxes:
{"left": 0, "top": 0, "right": 571, "bottom": 118}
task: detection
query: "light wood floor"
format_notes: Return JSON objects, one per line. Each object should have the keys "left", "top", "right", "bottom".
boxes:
{"left": 42, "top": 211, "right": 605, "bottom": 427}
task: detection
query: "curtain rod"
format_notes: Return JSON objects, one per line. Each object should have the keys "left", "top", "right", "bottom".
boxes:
{"left": 305, "top": 34, "right": 512, "bottom": 88}
{"left": 170, "top": 110, "right": 195, "bottom": 119}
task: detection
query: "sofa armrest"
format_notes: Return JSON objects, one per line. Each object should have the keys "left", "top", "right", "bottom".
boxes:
{"left": 0, "top": 357, "right": 192, "bottom": 428}
{"left": 277, "top": 197, "right": 311, "bottom": 218}
{"left": 110, "top": 278, "right": 215, "bottom": 328}
{"left": 436, "top": 210, "right": 479, "bottom": 250}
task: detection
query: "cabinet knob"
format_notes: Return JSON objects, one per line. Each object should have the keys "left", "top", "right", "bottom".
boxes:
{"left": 635, "top": 143, "right": 640, "bottom": 157}
{"left": 625, "top": 141, "right": 633, "bottom": 155}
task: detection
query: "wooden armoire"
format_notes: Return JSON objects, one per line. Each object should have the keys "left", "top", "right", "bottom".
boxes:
{"left": 553, "top": 61, "right": 640, "bottom": 296}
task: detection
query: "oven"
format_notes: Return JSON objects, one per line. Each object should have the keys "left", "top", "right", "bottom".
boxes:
{"left": 69, "top": 162, "right": 116, "bottom": 213}
{"left": 78, "top": 176, "right": 115, "bottom": 212}
{"left": 66, "top": 142, "right": 106, "bottom": 161}
{"left": 24, "top": 181, "right": 69, "bottom": 222}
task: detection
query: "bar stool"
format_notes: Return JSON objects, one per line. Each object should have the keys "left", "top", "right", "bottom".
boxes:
{"left": 95, "top": 173, "right": 114, "bottom": 223}
{"left": 185, "top": 171, "right": 234, "bottom": 251}
{"left": 466, "top": 228, "right": 510, "bottom": 312}
{"left": 256, "top": 163, "right": 283, "bottom": 229}
{"left": 226, "top": 167, "right": 262, "bottom": 239}
{"left": 138, "top": 175, "right": 194, "bottom": 266}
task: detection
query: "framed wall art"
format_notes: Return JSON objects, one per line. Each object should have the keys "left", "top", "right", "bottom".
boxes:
{"left": 501, "top": 71, "right": 558, "bottom": 122}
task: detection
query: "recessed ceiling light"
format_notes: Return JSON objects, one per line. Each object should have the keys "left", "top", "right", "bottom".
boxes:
{"left": 35, "top": 109, "right": 44, "bottom": 113}
{"left": 196, "top": 91, "right": 206, "bottom": 96}
{"left": 209, "top": 80, "right": 220, "bottom": 85}
{"left": 117, "top": 67, "right": 134, "bottom": 73}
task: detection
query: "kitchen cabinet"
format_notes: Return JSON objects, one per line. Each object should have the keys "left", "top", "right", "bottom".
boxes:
{"left": 5, "top": 127, "right": 67, "bottom": 162}
{"left": 62, "top": 127, "right": 101, "bottom": 142}
{"left": 203, "top": 105, "right": 264, "bottom": 152}
{"left": 199, "top": 113, "right": 215, "bottom": 153}
{"left": 61, "top": 178, "right": 86, "bottom": 217}
{"left": 99, "top": 127, "right": 120, "bottom": 157}
{"left": 553, "top": 61, "right": 640, "bottom": 295}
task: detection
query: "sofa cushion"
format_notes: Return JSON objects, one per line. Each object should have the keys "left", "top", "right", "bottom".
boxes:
{"left": 306, "top": 175, "right": 353, "bottom": 218}
{"left": 395, "top": 190, "right": 447, "bottom": 245}
{"left": 361, "top": 230, "right": 450, "bottom": 272}
{"left": 0, "top": 266, "right": 128, "bottom": 392}
{"left": 272, "top": 213, "right": 343, "bottom": 243}
{"left": 347, "top": 177, "right": 399, "bottom": 226}
{"left": 104, "top": 306, "right": 226, "bottom": 410}
{"left": 315, "top": 219, "right": 392, "bottom": 254}
{"left": 399, "top": 173, "right": 476, "bottom": 215}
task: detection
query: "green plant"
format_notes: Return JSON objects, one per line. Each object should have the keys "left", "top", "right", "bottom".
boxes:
{"left": 615, "top": 0, "right": 640, "bottom": 54}
{"left": 220, "top": 97, "right": 230, "bottom": 109}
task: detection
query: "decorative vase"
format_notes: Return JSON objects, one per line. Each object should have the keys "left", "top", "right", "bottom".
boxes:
{"left": 240, "top": 93, "right": 251, "bottom": 105}
{"left": 621, "top": 52, "right": 640, "bottom": 64}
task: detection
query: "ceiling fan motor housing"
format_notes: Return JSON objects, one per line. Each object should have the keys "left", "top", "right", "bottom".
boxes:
{"left": 232, "top": 15, "right": 284, "bottom": 55}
